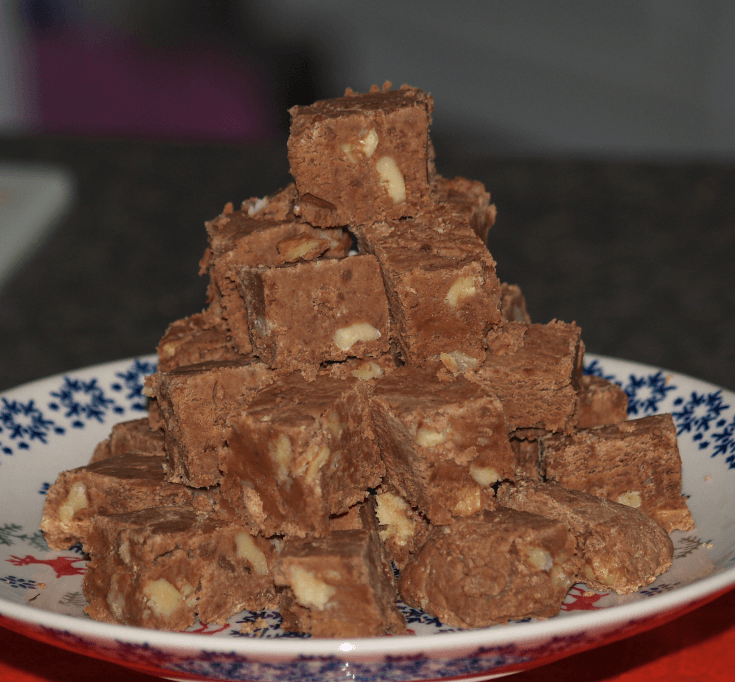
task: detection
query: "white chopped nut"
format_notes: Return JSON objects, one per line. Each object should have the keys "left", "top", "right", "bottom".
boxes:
{"left": 469, "top": 465, "right": 500, "bottom": 487}
{"left": 119, "top": 541, "right": 131, "bottom": 565}
{"left": 444, "top": 276, "right": 477, "bottom": 308}
{"left": 247, "top": 196, "right": 268, "bottom": 216}
{"left": 440, "top": 351, "right": 480, "bottom": 373}
{"left": 617, "top": 491, "right": 642, "bottom": 508}
{"left": 288, "top": 566, "right": 336, "bottom": 610}
{"left": 268, "top": 433, "right": 292, "bottom": 483}
{"left": 143, "top": 578, "right": 194, "bottom": 618}
{"left": 360, "top": 128, "right": 379, "bottom": 158}
{"left": 452, "top": 487, "right": 482, "bottom": 517}
{"left": 526, "top": 547, "right": 554, "bottom": 572}
{"left": 351, "top": 361, "right": 384, "bottom": 380}
{"left": 58, "top": 482, "right": 88, "bottom": 524}
{"left": 376, "top": 156, "right": 406, "bottom": 203}
{"left": 235, "top": 532, "right": 269, "bottom": 575}
{"left": 340, "top": 143, "right": 356, "bottom": 163}
{"left": 333, "top": 322, "right": 381, "bottom": 351}
{"left": 160, "top": 342, "right": 177, "bottom": 358}
{"left": 277, "top": 234, "right": 328, "bottom": 262}
{"left": 376, "top": 491, "right": 416, "bottom": 546}
{"left": 416, "top": 426, "right": 449, "bottom": 448}
{"left": 305, "top": 444, "right": 331, "bottom": 482}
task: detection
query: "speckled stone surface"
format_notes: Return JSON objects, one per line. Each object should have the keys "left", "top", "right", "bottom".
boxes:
{"left": 0, "top": 135, "right": 733, "bottom": 393}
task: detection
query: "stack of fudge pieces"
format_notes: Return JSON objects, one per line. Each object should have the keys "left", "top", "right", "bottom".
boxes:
{"left": 41, "top": 83, "right": 694, "bottom": 636}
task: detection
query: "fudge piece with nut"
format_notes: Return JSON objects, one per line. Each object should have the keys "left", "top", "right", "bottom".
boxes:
{"left": 274, "top": 526, "right": 406, "bottom": 637}
{"left": 498, "top": 478, "right": 673, "bottom": 594}
{"left": 374, "top": 484, "right": 431, "bottom": 569}
{"left": 201, "top": 204, "right": 351, "bottom": 355}
{"left": 431, "top": 174, "right": 497, "bottom": 244}
{"left": 399, "top": 507, "right": 579, "bottom": 628}
{"left": 472, "top": 320, "right": 584, "bottom": 435}
{"left": 40, "top": 454, "right": 193, "bottom": 550}
{"left": 354, "top": 211, "right": 501, "bottom": 366}
{"left": 90, "top": 417, "right": 166, "bottom": 464}
{"left": 240, "top": 254, "right": 390, "bottom": 375}
{"left": 369, "top": 366, "right": 513, "bottom": 525}
{"left": 152, "top": 359, "right": 274, "bottom": 488}
{"left": 83, "top": 506, "right": 278, "bottom": 630}
{"left": 576, "top": 374, "right": 629, "bottom": 429}
{"left": 288, "top": 83, "right": 433, "bottom": 227}
{"left": 541, "top": 413, "right": 694, "bottom": 532}
{"left": 221, "top": 372, "right": 383, "bottom": 538}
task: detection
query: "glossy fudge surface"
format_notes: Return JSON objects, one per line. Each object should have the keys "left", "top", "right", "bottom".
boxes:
{"left": 288, "top": 84, "right": 433, "bottom": 227}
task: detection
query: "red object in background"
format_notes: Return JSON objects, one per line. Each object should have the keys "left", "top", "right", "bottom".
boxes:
{"left": 30, "top": 32, "right": 279, "bottom": 142}
{"left": 2, "top": 587, "right": 735, "bottom": 682}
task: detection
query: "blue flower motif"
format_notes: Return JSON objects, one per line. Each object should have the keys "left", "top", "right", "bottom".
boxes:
{"left": 672, "top": 390, "right": 730, "bottom": 449}
{"left": 48, "top": 376, "right": 123, "bottom": 428}
{"left": 622, "top": 371, "right": 676, "bottom": 416}
{"left": 584, "top": 359, "right": 618, "bottom": 383}
{"left": 0, "top": 575, "right": 38, "bottom": 589}
{"left": 111, "top": 358, "right": 157, "bottom": 412}
{"left": 0, "top": 397, "right": 65, "bottom": 458}
{"left": 710, "top": 415, "right": 735, "bottom": 469}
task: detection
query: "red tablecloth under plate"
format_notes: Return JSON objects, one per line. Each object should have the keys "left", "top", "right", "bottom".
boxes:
{"left": 2, "top": 587, "right": 734, "bottom": 682}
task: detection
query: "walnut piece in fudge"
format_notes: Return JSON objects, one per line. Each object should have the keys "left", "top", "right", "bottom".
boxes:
{"left": 473, "top": 320, "right": 584, "bottom": 435}
{"left": 576, "top": 374, "right": 629, "bottom": 429}
{"left": 240, "top": 254, "right": 390, "bottom": 374}
{"left": 498, "top": 478, "right": 673, "bottom": 594}
{"left": 541, "top": 413, "right": 694, "bottom": 532}
{"left": 370, "top": 366, "right": 513, "bottom": 525}
{"left": 83, "top": 507, "right": 278, "bottom": 630}
{"left": 153, "top": 359, "right": 274, "bottom": 488}
{"left": 399, "top": 508, "right": 579, "bottom": 628}
{"left": 354, "top": 211, "right": 501, "bottom": 366}
{"left": 274, "top": 528, "right": 406, "bottom": 637}
{"left": 40, "top": 454, "right": 193, "bottom": 550}
{"left": 222, "top": 372, "right": 383, "bottom": 538}
{"left": 90, "top": 417, "right": 165, "bottom": 463}
{"left": 288, "top": 83, "right": 433, "bottom": 227}
{"left": 374, "top": 484, "right": 431, "bottom": 570}
{"left": 201, "top": 205, "right": 351, "bottom": 355}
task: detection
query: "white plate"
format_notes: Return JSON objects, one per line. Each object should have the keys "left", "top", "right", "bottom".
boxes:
{"left": 1, "top": 354, "right": 734, "bottom": 681}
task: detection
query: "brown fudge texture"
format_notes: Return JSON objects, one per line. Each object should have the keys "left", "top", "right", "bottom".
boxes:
{"left": 241, "top": 183, "right": 298, "bottom": 222}
{"left": 541, "top": 413, "right": 694, "bottom": 532}
{"left": 399, "top": 508, "right": 579, "bottom": 628}
{"left": 40, "top": 454, "right": 192, "bottom": 550}
{"left": 90, "top": 417, "right": 166, "bottom": 464}
{"left": 576, "top": 374, "right": 629, "bottom": 429}
{"left": 202, "top": 205, "right": 351, "bottom": 355}
{"left": 240, "top": 254, "right": 390, "bottom": 373}
{"left": 498, "top": 478, "right": 673, "bottom": 594}
{"left": 499, "top": 283, "right": 532, "bottom": 325}
{"left": 288, "top": 83, "right": 433, "bottom": 227}
{"left": 274, "top": 528, "right": 406, "bottom": 637}
{"left": 511, "top": 437, "right": 542, "bottom": 480}
{"left": 319, "top": 353, "right": 398, "bottom": 382}
{"left": 370, "top": 366, "right": 513, "bottom": 525}
{"left": 473, "top": 320, "right": 584, "bottom": 434}
{"left": 156, "top": 312, "right": 244, "bottom": 373}
{"left": 354, "top": 211, "right": 501, "bottom": 365}
{"left": 430, "top": 174, "right": 497, "bottom": 244}
{"left": 83, "top": 507, "right": 278, "bottom": 630}
{"left": 374, "top": 485, "right": 431, "bottom": 570}
{"left": 222, "top": 372, "right": 383, "bottom": 538}
{"left": 153, "top": 359, "right": 274, "bottom": 488}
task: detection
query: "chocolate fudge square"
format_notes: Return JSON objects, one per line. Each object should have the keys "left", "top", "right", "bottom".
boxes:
{"left": 202, "top": 204, "right": 351, "bottom": 355}
{"left": 90, "top": 417, "right": 166, "bottom": 464}
{"left": 288, "top": 83, "right": 433, "bottom": 227}
{"left": 374, "top": 484, "right": 431, "bottom": 570}
{"left": 153, "top": 359, "right": 274, "bottom": 488}
{"left": 83, "top": 507, "right": 278, "bottom": 630}
{"left": 242, "top": 183, "right": 298, "bottom": 222}
{"left": 274, "top": 528, "right": 406, "bottom": 637}
{"left": 399, "top": 508, "right": 579, "bottom": 628}
{"left": 221, "top": 372, "right": 383, "bottom": 538}
{"left": 498, "top": 478, "right": 673, "bottom": 594}
{"left": 157, "top": 312, "right": 244, "bottom": 373}
{"left": 239, "top": 254, "right": 391, "bottom": 374}
{"left": 473, "top": 320, "right": 584, "bottom": 434}
{"left": 354, "top": 211, "right": 501, "bottom": 365}
{"left": 431, "top": 174, "right": 497, "bottom": 244}
{"left": 370, "top": 366, "right": 513, "bottom": 525}
{"left": 40, "top": 454, "right": 193, "bottom": 550}
{"left": 541, "top": 413, "right": 694, "bottom": 532}
{"left": 576, "top": 374, "right": 629, "bottom": 429}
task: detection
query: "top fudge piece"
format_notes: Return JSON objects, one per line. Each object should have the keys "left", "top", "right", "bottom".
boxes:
{"left": 288, "top": 83, "right": 433, "bottom": 227}
{"left": 431, "top": 175, "right": 497, "bottom": 244}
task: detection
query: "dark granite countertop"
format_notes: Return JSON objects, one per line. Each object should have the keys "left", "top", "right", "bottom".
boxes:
{"left": 1, "top": 135, "right": 734, "bottom": 393}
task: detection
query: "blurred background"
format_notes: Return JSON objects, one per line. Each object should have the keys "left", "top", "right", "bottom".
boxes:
{"left": 2, "top": 0, "right": 735, "bottom": 157}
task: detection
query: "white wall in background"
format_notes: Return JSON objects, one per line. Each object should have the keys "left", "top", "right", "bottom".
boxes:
{"left": 250, "top": 0, "right": 735, "bottom": 158}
